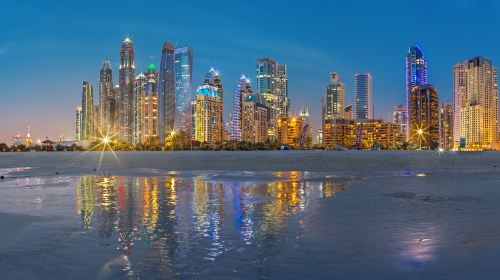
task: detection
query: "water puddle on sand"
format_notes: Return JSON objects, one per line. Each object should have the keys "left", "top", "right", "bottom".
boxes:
{"left": 0, "top": 171, "right": 349, "bottom": 279}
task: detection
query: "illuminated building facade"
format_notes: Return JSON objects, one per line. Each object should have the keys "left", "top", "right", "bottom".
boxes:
{"left": 440, "top": 101, "right": 454, "bottom": 150}
{"left": 174, "top": 46, "right": 193, "bottom": 137}
{"left": 325, "top": 72, "right": 345, "bottom": 120}
{"left": 355, "top": 73, "right": 373, "bottom": 120}
{"left": 119, "top": 36, "right": 136, "bottom": 143}
{"left": 191, "top": 100, "right": 196, "bottom": 140}
{"left": 231, "top": 75, "right": 253, "bottom": 141}
{"left": 453, "top": 56, "right": 498, "bottom": 149}
{"left": 158, "top": 42, "right": 175, "bottom": 144}
{"left": 76, "top": 106, "right": 83, "bottom": 141}
{"left": 242, "top": 93, "right": 268, "bottom": 143}
{"left": 406, "top": 45, "right": 428, "bottom": 140}
{"left": 256, "top": 58, "right": 287, "bottom": 139}
{"left": 142, "top": 65, "right": 159, "bottom": 144}
{"left": 133, "top": 73, "right": 147, "bottom": 144}
{"left": 99, "top": 58, "right": 114, "bottom": 133}
{"left": 392, "top": 104, "right": 409, "bottom": 137}
{"left": 277, "top": 117, "right": 304, "bottom": 148}
{"left": 323, "top": 119, "right": 404, "bottom": 149}
{"left": 81, "top": 81, "right": 94, "bottom": 140}
{"left": 195, "top": 85, "right": 222, "bottom": 144}
{"left": 203, "top": 68, "right": 223, "bottom": 141}
{"left": 409, "top": 85, "right": 439, "bottom": 149}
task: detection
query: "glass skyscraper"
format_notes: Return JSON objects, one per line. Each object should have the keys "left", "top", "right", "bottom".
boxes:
{"left": 99, "top": 58, "right": 114, "bottom": 133}
{"left": 158, "top": 42, "right": 175, "bottom": 144}
{"left": 231, "top": 75, "right": 253, "bottom": 141}
{"left": 406, "top": 45, "right": 428, "bottom": 140}
{"left": 354, "top": 73, "right": 373, "bottom": 120}
{"left": 325, "top": 72, "right": 345, "bottom": 120}
{"left": 119, "top": 36, "right": 136, "bottom": 143}
{"left": 174, "top": 46, "right": 193, "bottom": 137}
{"left": 81, "top": 81, "right": 94, "bottom": 140}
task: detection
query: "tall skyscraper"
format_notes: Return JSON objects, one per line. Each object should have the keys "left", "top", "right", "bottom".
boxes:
{"left": 355, "top": 73, "right": 373, "bottom": 120}
{"left": 276, "top": 64, "right": 289, "bottom": 118}
{"left": 325, "top": 72, "right": 345, "bottom": 120}
{"left": 440, "top": 101, "right": 454, "bottom": 150}
{"left": 242, "top": 93, "right": 268, "bottom": 143}
{"left": 195, "top": 84, "right": 222, "bottom": 144}
{"left": 76, "top": 106, "right": 83, "bottom": 141}
{"left": 406, "top": 45, "right": 428, "bottom": 140}
{"left": 174, "top": 46, "right": 193, "bottom": 137}
{"left": 133, "top": 72, "right": 147, "bottom": 144}
{"left": 392, "top": 104, "right": 409, "bottom": 137}
{"left": 409, "top": 85, "right": 439, "bottom": 149}
{"left": 81, "top": 81, "right": 94, "bottom": 140}
{"left": 158, "top": 42, "right": 175, "bottom": 144}
{"left": 453, "top": 57, "right": 498, "bottom": 149}
{"left": 256, "top": 57, "right": 288, "bottom": 140}
{"left": 204, "top": 68, "right": 223, "bottom": 141}
{"left": 231, "top": 75, "right": 253, "bottom": 141}
{"left": 99, "top": 58, "right": 114, "bottom": 133}
{"left": 119, "top": 36, "right": 136, "bottom": 143}
{"left": 142, "top": 64, "right": 159, "bottom": 144}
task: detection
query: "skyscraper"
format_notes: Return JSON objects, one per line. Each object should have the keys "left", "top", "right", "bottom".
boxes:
{"left": 276, "top": 64, "right": 289, "bottom": 118}
{"left": 158, "top": 42, "right": 175, "bottom": 144}
{"left": 174, "top": 46, "right": 193, "bottom": 137}
{"left": 81, "top": 81, "right": 93, "bottom": 140}
{"left": 325, "top": 72, "right": 345, "bottom": 120}
{"left": 133, "top": 72, "right": 147, "bottom": 144}
{"left": 242, "top": 93, "right": 268, "bottom": 143}
{"left": 142, "top": 64, "right": 159, "bottom": 144}
{"left": 99, "top": 58, "right": 114, "bottom": 133}
{"left": 256, "top": 57, "right": 287, "bottom": 140}
{"left": 392, "top": 104, "right": 409, "bottom": 137}
{"left": 355, "top": 73, "right": 373, "bottom": 120}
{"left": 119, "top": 36, "right": 136, "bottom": 143}
{"left": 440, "top": 101, "right": 454, "bottom": 150}
{"left": 204, "top": 68, "right": 223, "bottom": 141}
{"left": 406, "top": 45, "right": 428, "bottom": 140}
{"left": 453, "top": 57, "right": 498, "bottom": 149}
{"left": 409, "top": 85, "right": 439, "bottom": 149}
{"left": 195, "top": 84, "right": 221, "bottom": 144}
{"left": 231, "top": 75, "right": 253, "bottom": 141}
{"left": 76, "top": 106, "right": 83, "bottom": 141}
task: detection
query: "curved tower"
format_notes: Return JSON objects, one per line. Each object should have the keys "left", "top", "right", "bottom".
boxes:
{"left": 406, "top": 45, "right": 428, "bottom": 139}
{"left": 119, "top": 36, "right": 136, "bottom": 143}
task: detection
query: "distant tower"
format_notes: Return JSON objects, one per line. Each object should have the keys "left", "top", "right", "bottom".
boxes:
{"left": 231, "top": 75, "right": 253, "bottom": 141}
{"left": 133, "top": 72, "right": 147, "bottom": 144}
{"left": 440, "top": 101, "right": 454, "bottom": 150}
{"left": 325, "top": 72, "right": 345, "bottom": 120}
{"left": 76, "top": 106, "right": 83, "bottom": 141}
{"left": 174, "top": 46, "right": 193, "bottom": 137}
{"left": 119, "top": 36, "right": 136, "bottom": 143}
{"left": 406, "top": 45, "right": 428, "bottom": 140}
{"left": 276, "top": 64, "right": 289, "bottom": 118}
{"left": 204, "top": 68, "right": 223, "bottom": 141}
{"left": 24, "top": 127, "right": 32, "bottom": 147}
{"left": 256, "top": 58, "right": 279, "bottom": 139}
{"left": 142, "top": 64, "right": 159, "bottom": 144}
{"left": 81, "top": 81, "right": 94, "bottom": 140}
{"left": 354, "top": 73, "right": 373, "bottom": 120}
{"left": 392, "top": 104, "right": 408, "bottom": 137}
{"left": 158, "top": 42, "right": 175, "bottom": 144}
{"left": 99, "top": 58, "right": 114, "bottom": 133}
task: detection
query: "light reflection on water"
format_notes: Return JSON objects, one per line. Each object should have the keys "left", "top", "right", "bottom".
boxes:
{"left": 74, "top": 172, "right": 347, "bottom": 278}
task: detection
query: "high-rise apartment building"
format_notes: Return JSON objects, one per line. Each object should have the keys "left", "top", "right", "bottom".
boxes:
{"left": 99, "top": 58, "right": 114, "bottom": 133}
{"left": 453, "top": 56, "right": 498, "bottom": 149}
{"left": 195, "top": 84, "right": 222, "bottom": 144}
{"left": 392, "top": 104, "right": 409, "bottom": 137}
{"left": 142, "top": 64, "right": 159, "bottom": 144}
{"left": 276, "top": 64, "right": 289, "bottom": 118}
{"left": 242, "top": 93, "right": 268, "bottom": 143}
{"left": 75, "top": 106, "right": 83, "bottom": 141}
{"left": 174, "top": 46, "right": 193, "bottom": 137}
{"left": 409, "top": 85, "right": 439, "bottom": 149}
{"left": 440, "top": 101, "right": 454, "bottom": 150}
{"left": 158, "top": 42, "right": 175, "bottom": 144}
{"left": 406, "top": 45, "right": 428, "bottom": 140}
{"left": 81, "top": 81, "right": 94, "bottom": 140}
{"left": 231, "top": 75, "right": 253, "bottom": 141}
{"left": 355, "top": 73, "right": 373, "bottom": 120}
{"left": 119, "top": 36, "right": 136, "bottom": 143}
{"left": 133, "top": 73, "right": 147, "bottom": 144}
{"left": 203, "top": 68, "right": 223, "bottom": 141}
{"left": 325, "top": 72, "right": 345, "bottom": 120}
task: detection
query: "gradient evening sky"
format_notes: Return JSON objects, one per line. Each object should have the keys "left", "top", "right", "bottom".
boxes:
{"left": 1, "top": 0, "right": 499, "bottom": 142}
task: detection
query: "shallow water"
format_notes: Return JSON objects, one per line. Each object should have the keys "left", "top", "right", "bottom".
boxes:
{"left": 1, "top": 152, "right": 500, "bottom": 279}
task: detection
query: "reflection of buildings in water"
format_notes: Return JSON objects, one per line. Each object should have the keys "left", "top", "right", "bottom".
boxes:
{"left": 232, "top": 184, "right": 254, "bottom": 243}
{"left": 76, "top": 176, "right": 94, "bottom": 229}
{"left": 96, "top": 177, "right": 117, "bottom": 243}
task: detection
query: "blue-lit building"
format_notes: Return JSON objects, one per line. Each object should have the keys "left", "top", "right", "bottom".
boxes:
{"left": 406, "top": 45, "right": 428, "bottom": 140}
{"left": 355, "top": 73, "right": 373, "bottom": 120}
{"left": 231, "top": 75, "right": 253, "bottom": 141}
{"left": 174, "top": 46, "right": 193, "bottom": 137}
{"left": 158, "top": 42, "right": 175, "bottom": 144}
{"left": 195, "top": 83, "right": 222, "bottom": 144}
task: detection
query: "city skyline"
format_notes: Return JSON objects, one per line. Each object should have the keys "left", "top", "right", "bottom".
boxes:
{"left": 3, "top": 0, "right": 500, "bottom": 141}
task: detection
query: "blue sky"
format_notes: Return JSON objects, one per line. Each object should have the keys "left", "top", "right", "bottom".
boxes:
{"left": 1, "top": 0, "right": 499, "bottom": 142}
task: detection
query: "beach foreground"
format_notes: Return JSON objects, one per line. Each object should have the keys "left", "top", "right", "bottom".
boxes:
{"left": 1, "top": 151, "right": 500, "bottom": 279}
